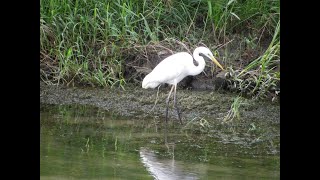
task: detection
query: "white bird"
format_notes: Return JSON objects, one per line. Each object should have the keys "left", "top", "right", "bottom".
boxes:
{"left": 142, "top": 46, "right": 224, "bottom": 125}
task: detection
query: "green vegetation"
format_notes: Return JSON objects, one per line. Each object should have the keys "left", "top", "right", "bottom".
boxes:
{"left": 40, "top": 0, "right": 280, "bottom": 99}
{"left": 222, "top": 96, "right": 247, "bottom": 123}
{"left": 225, "top": 20, "right": 280, "bottom": 99}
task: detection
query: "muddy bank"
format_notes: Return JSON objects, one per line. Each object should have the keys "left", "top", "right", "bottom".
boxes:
{"left": 40, "top": 81, "right": 279, "bottom": 155}
{"left": 40, "top": 81, "right": 278, "bottom": 120}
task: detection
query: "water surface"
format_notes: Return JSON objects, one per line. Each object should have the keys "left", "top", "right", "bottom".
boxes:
{"left": 40, "top": 104, "right": 279, "bottom": 179}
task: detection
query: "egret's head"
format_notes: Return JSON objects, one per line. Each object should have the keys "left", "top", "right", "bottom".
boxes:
{"left": 197, "top": 47, "right": 224, "bottom": 70}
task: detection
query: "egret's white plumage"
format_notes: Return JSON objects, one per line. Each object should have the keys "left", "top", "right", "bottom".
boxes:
{"left": 141, "top": 46, "right": 224, "bottom": 125}
{"left": 142, "top": 47, "right": 223, "bottom": 89}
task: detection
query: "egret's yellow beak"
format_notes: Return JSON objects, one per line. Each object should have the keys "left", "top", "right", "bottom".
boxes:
{"left": 210, "top": 55, "right": 224, "bottom": 70}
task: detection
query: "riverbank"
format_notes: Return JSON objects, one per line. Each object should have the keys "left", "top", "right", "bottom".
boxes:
{"left": 41, "top": 0, "right": 280, "bottom": 100}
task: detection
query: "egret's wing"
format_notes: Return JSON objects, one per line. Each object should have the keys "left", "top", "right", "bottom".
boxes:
{"left": 151, "top": 52, "right": 192, "bottom": 81}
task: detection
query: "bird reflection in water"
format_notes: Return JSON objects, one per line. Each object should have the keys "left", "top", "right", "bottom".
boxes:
{"left": 139, "top": 147, "right": 199, "bottom": 180}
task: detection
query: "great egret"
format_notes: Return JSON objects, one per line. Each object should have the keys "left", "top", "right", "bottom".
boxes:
{"left": 142, "top": 46, "right": 224, "bottom": 125}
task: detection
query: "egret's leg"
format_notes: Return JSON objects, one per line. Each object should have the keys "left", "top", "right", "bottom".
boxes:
{"left": 165, "top": 85, "right": 174, "bottom": 144}
{"left": 173, "top": 85, "right": 182, "bottom": 124}
{"left": 165, "top": 85, "right": 175, "bottom": 124}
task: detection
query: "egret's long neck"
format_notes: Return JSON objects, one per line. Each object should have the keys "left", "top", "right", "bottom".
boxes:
{"left": 189, "top": 49, "right": 206, "bottom": 76}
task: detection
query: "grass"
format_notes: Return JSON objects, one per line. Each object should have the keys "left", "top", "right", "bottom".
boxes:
{"left": 225, "top": 20, "right": 280, "bottom": 99}
{"left": 222, "top": 96, "right": 247, "bottom": 123}
{"left": 40, "top": 0, "right": 280, "bottom": 99}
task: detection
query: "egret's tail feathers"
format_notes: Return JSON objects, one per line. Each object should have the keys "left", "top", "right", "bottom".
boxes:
{"left": 142, "top": 75, "right": 160, "bottom": 89}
